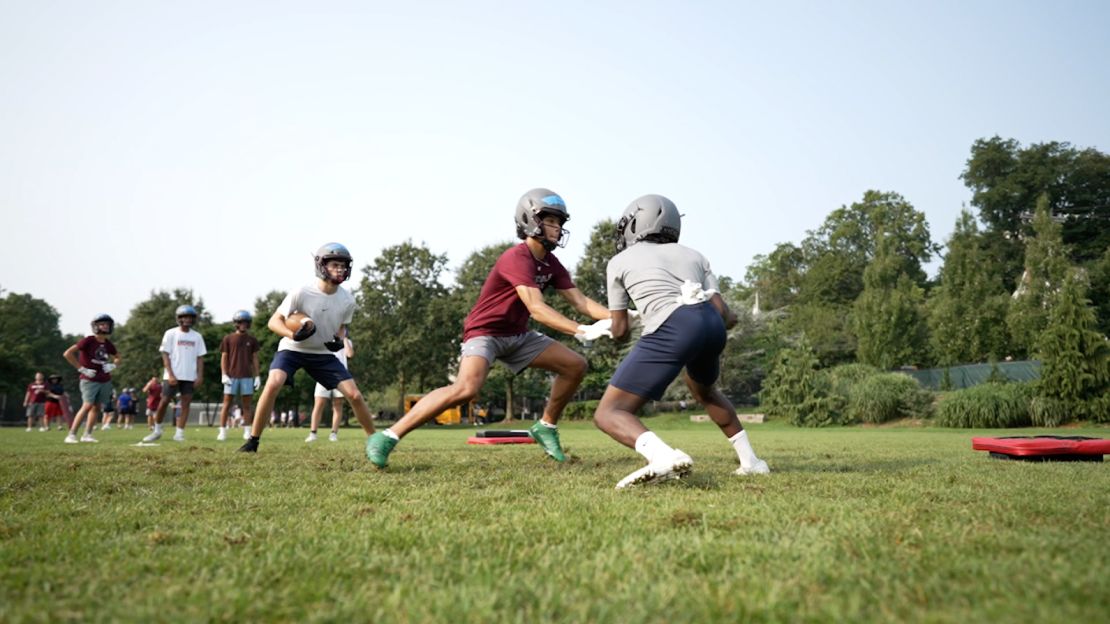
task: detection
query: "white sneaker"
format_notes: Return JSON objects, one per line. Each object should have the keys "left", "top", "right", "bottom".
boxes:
{"left": 64, "top": 434, "right": 79, "bottom": 444}
{"left": 328, "top": 432, "right": 338, "bottom": 442}
{"left": 615, "top": 449, "right": 693, "bottom": 489}
{"left": 305, "top": 432, "right": 317, "bottom": 443}
{"left": 735, "top": 459, "right": 770, "bottom": 476}
{"left": 173, "top": 431, "right": 185, "bottom": 442}
{"left": 39, "top": 426, "right": 47, "bottom": 432}
{"left": 216, "top": 429, "right": 227, "bottom": 441}
{"left": 26, "top": 427, "right": 32, "bottom": 432}
{"left": 80, "top": 434, "right": 98, "bottom": 443}
{"left": 142, "top": 430, "right": 162, "bottom": 443}
{"left": 102, "top": 424, "right": 111, "bottom": 431}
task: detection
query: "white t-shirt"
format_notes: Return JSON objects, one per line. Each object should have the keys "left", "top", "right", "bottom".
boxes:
{"left": 160, "top": 327, "right": 208, "bottom": 382}
{"left": 276, "top": 282, "right": 356, "bottom": 354}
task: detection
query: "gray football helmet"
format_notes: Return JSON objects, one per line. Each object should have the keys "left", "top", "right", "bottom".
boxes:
{"left": 515, "top": 188, "right": 570, "bottom": 251}
{"left": 615, "top": 194, "right": 682, "bottom": 251}
{"left": 314, "top": 243, "right": 353, "bottom": 284}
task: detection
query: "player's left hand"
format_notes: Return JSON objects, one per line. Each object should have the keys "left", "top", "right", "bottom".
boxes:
{"left": 102, "top": 363, "right": 116, "bottom": 373}
{"left": 221, "top": 374, "right": 231, "bottom": 385}
{"left": 253, "top": 376, "right": 261, "bottom": 390}
{"left": 324, "top": 335, "right": 344, "bottom": 352}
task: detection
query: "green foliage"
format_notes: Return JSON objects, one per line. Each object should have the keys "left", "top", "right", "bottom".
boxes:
{"left": 351, "top": 241, "right": 455, "bottom": 410}
{"left": 853, "top": 233, "right": 929, "bottom": 369}
{"left": 1007, "top": 195, "right": 1072, "bottom": 357}
{"left": 1088, "top": 395, "right": 1110, "bottom": 424}
{"left": 935, "top": 383, "right": 1033, "bottom": 428}
{"left": 927, "top": 210, "right": 1010, "bottom": 365}
{"left": 760, "top": 339, "right": 842, "bottom": 427}
{"left": 844, "top": 373, "right": 934, "bottom": 424}
{"left": 1033, "top": 268, "right": 1110, "bottom": 421}
{"left": 0, "top": 291, "right": 70, "bottom": 398}
{"left": 962, "top": 136, "right": 1110, "bottom": 286}
{"left": 1029, "top": 396, "right": 1072, "bottom": 428}
{"left": 561, "top": 400, "right": 600, "bottom": 420}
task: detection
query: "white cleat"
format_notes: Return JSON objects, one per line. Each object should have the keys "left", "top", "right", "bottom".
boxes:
{"left": 615, "top": 449, "right": 694, "bottom": 490}
{"left": 39, "top": 427, "right": 47, "bottom": 432}
{"left": 142, "top": 430, "right": 162, "bottom": 443}
{"left": 80, "top": 434, "right": 98, "bottom": 443}
{"left": 328, "top": 432, "right": 338, "bottom": 442}
{"left": 64, "top": 434, "right": 79, "bottom": 444}
{"left": 735, "top": 459, "right": 770, "bottom": 476}
{"left": 305, "top": 432, "right": 317, "bottom": 443}
{"left": 172, "top": 431, "right": 185, "bottom": 442}
{"left": 216, "top": 429, "right": 227, "bottom": 441}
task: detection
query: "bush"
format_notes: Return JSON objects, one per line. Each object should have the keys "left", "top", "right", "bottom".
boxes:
{"left": 936, "top": 383, "right": 1033, "bottom": 428}
{"left": 561, "top": 400, "right": 600, "bottom": 421}
{"left": 1089, "top": 395, "right": 1110, "bottom": 423}
{"left": 1029, "top": 396, "right": 1072, "bottom": 427}
{"left": 845, "top": 373, "right": 934, "bottom": 424}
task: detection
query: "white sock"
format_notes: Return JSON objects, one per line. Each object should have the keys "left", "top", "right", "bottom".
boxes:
{"left": 154, "top": 423, "right": 163, "bottom": 434}
{"left": 219, "top": 426, "right": 226, "bottom": 433}
{"left": 383, "top": 429, "right": 400, "bottom": 441}
{"left": 729, "top": 430, "right": 758, "bottom": 467}
{"left": 634, "top": 431, "right": 673, "bottom": 463}
{"left": 538, "top": 420, "right": 557, "bottom": 429}
{"left": 175, "top": 427, "right": 185, "bottom": 436}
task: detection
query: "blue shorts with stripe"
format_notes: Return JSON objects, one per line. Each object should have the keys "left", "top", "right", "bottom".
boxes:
{"left": 609, "top": 303, "right": 726, "bottom": 401}
{"left": 270, "top": 350, "right": 352, "bottom": 391}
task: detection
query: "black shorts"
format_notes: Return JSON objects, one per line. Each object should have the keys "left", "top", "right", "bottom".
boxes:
{"left": 162, "top": 380, "right": 195, "bottom": 397}
{"left": 270, "top": 350, "right": 352, "bottom": 391}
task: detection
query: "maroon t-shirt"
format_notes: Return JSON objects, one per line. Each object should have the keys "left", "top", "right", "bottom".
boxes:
{"left": 462, "top": 243, "right": 574, "bottom": 341}
{"left": 220, "top": 332, "right": 260, "bottom": 378}
{"left": 146, "top": 383, "right": 162, "bottom": 410}
{"left": 76, "top": 336, "right": 117, "bottom": 382}
{"left": 26, "top": 382, "right": 47, "bottom": 403}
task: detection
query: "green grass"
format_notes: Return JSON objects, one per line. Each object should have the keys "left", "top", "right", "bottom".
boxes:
{"left": 2, "top": 417, "right": 1108, "bottom": 623}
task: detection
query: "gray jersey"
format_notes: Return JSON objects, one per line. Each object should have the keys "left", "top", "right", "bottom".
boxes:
{"left": 276, "top": 283, "right": 356, "bottom": 354}
{"left": 606, "top": 242, "right": 720, "bottom": 335}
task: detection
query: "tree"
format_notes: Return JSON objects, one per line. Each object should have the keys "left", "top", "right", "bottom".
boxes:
{"left": 927, "top": 210, "right": 1010, "bottom": 365}
{"left": 568, "top": 220, "right": 621, "bottom": 397}
{"left": 853, "top": 231, "right": 928, "bottom": 369}
{"left": 0, "top": 290, "right": 70, "bottom": 398}
{"left": 351, "top": 241, "right": 455, "bottom": 412}
{"left": 1007, "top": 196, "right": 1071, "bottom": 357}
{"left": 1034, "top": 268, "right": 1110, "bottom": 423}
{"left": 961, "top": 136, "right": 1110, "bottom": 284}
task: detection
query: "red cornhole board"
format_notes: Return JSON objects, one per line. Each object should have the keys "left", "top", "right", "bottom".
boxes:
{"left": 972, "top": 436, "right": 1110, "bottom": 462}
{"left": 467, "top": 436, "right": 534, "bottom": 445}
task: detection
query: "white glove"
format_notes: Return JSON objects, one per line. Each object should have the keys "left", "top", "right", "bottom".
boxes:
{"left": 676, "top": 280, "right": 718, "bottom": 305}
{"left": 102, "top": 363, "right": 116, "bottom": 373}
{"left": 221, "top": 374, "right": 231, "bottom": 385}
{"left": 253, "top": 376, "right": 261, "bottom": 390}
{"left": 627, "top": 309, "right": 643, "bottom": 328}
{"left": 575, "top": 318, "right": 613, "bottom": 344}
{"left": 78, "top": 367, "right": 96, "bottom": 377}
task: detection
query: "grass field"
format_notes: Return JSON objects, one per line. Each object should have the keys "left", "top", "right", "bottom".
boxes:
{"left": 2, "top": 416, "right": 1108, "bottom": 623}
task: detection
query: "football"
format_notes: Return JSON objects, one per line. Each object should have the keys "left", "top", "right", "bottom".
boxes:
{"left": 285, "top": 312, "right": 313, "bottom": 333}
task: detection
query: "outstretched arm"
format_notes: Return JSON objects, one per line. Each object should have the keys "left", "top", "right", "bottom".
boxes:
{"left": 514, "top": 286, "right": 583, "bottom": 336}
{"left": 557, "top": 288, "right": 611, "bottom": 321}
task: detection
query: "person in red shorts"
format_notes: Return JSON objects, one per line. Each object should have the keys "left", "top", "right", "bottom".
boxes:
{"left": 44, "top": 374, "right": 66, "bottom": 431}
{"left": 142, "top": 376, "right": 162, "bottom": 431}
{"left": 365, "top": 188, "right": 612, "bottom": 468}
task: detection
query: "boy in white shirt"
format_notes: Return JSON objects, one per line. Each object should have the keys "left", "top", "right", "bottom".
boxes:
{"left": 142, "top": 305, "right": 207, "bottom": 443}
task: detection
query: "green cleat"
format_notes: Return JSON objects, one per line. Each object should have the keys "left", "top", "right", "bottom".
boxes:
{"left": 529, "top": 422, "right": 566, "bottom": 462}
{"left": 366, "top": 432, "right": 397, "bottom": 468}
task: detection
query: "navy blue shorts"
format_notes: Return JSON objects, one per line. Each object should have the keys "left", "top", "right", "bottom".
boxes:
{"left": 270, "top": 350, "right": 352, "bottom": 391}
{"left": 609, "top": 303, "right": 726, "bottom": 401}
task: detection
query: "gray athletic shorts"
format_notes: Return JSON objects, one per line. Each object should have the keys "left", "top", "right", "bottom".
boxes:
{"left": 460, "top": 331, "right": 554, "bottom": 374}
{"left": 26, "top": 403, "right": 45, "bottom": 418}
{"left": 79, "top": 380, "right": 113, "bottom": 406}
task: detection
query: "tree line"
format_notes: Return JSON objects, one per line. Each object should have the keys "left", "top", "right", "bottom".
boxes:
{"left": 2, "top": 136, "right": 1107, "bottom": 417}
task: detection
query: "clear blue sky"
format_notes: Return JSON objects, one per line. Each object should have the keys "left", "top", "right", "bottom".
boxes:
{"left": 2, "top": 1, "right": 1108, "bottom": 336}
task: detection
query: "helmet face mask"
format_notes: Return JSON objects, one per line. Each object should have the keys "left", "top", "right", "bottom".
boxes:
{"left": 615, "top": 194, "right": 682, "bottom": 252}
{"left": 515, "top": 188, "right": 571, "bottom": 251}
{"left": 91, "top": 314, "right": 115, "bottom": 335}
{"left": 314, "top": 243, "right": 353, "bottom": 285}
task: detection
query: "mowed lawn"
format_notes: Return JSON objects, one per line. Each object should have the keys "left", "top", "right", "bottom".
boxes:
{"left": 2, "top": 417, "right": 1108, "bottom": 623}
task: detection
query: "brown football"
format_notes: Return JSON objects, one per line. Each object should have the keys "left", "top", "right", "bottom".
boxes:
{"left": 285, "top": 312, "right": 313, "bottom": 333}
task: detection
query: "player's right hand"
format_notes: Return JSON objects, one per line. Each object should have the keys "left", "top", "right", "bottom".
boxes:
{"left": 324, "top": 335, "right": 344, "bottom": 352}
{"left": 293, "top": 320, "right": 316, "bottom": 341}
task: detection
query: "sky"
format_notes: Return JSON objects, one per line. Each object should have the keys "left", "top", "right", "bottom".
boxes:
{"left": 2, "top": 1, "right": 1109, "bottom": 336}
